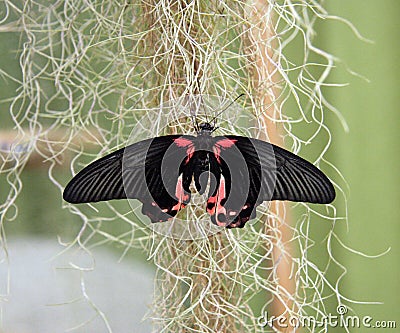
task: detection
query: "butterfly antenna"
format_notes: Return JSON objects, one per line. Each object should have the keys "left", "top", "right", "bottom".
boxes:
{"left": 200, "top": 94, "right": 210, "bottom": 123}
{"left": 187, "top": 94, "right": 201, "bottom": 132}
{"left": 209, "top": 93, "right": 245, "bottom": 126}
{"left": 192, "top": 114, "right": 200, "bottom": 132}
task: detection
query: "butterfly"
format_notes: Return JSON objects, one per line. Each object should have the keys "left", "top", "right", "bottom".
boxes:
{"left": 63, "top": 122, "right": 335, "bottom": 228}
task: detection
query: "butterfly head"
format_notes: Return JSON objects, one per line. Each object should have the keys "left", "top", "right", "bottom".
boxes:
{"left": 198, "top": 122, "right": 215, "bottom": 136}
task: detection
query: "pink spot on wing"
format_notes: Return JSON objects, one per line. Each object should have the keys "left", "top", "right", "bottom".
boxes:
{"left": 172, "top": 202, "right": 186, "bottom": 211}
{"left": 218, "top": 175, "right": 226, "bottom": 200}
{"left": 174, "top": 137, "right": 195, "bottom": 164}
{"left": 207, "top": 175, "right": 227, "bottom": 226}
{"left": 174, "top": 137, "right": 193, "bottom": 147}
{"left": 216, "top": 138, "right": 237, "bottom": 148}
{"left": 171, "top": 174, "right": 190, "bottom": 212}
{"left": 175, "top": 174, "right": 189, "bottom": 202}
{"left": 213, "top": 146, "right": 222, "bottom": 163}
{"left": 208, "top": 196, "right": 216, "bottom": 204}
{"left": 213, "top": 139, "right": 237, "bottom": 164}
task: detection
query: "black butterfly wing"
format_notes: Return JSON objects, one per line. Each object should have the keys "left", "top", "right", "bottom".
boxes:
{"left": 63, "top": 135, "right": 195, "bottom": 222}
{"left": 269, "top": 143, "right": 335, "bottom": 203}
{"left": 205, "top": 137, "right": 253, "bottom": 227}
{"left": 63, "top": 146, "right": 128, "bottom": 204}
{"left": 208, "top": 135, "right": 335, "bottom": 228}
{"left": 137, "top": 135, "right": 194, "bottom": 221}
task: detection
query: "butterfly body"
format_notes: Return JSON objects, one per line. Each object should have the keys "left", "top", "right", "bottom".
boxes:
{"left": 64, "top": 122, "right": 335, "bottom": 228}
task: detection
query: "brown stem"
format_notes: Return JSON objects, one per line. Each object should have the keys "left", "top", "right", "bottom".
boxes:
{"left": 246, "top": 1, "right": 296, "bottom": 332}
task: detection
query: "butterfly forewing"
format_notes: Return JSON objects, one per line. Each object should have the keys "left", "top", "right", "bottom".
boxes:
{"left": 224, "top": 136, "right": 335, "bottom": 204}
{"left": 63, "top": 147, "right": 126, "bottom": 203}
{"left": 64, "top": 135, "right": 195, "bottom": 222}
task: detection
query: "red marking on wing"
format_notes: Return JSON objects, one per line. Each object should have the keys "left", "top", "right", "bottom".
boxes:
{"left": 174, "top": 137, "right": 195, "bottom": 164}
{"left": 216, "top": 138, "right": 237, "bottom": 148}
{"left": 172, "top": 174, "right": 190, "bottom": 211}
{"left": 213, "top": 146, "right": 222, "bottom": 163}
{"left": 146, "top": 175, "right": 189, "bottom": 219}
{"left": 174, "top": 137, "right": 193, "bottom": 147}
{"left": 207, "top": 175, "right": 227, "bottom": 226}
{"left": 175, "top": 174, "right": 190, "bottom": 202}
{"left": 213, "top": 139, "right": 238, "bottom": 164}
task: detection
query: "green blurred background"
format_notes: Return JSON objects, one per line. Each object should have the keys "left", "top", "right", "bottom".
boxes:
{"left": 323, "top": 0, "right": 400, "bottom": 329}
{"left": 0, "top": 0, "right": 399, "bottom": 331}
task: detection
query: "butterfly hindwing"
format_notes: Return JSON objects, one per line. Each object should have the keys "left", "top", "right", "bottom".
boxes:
{"left": 206, "top": 136, "right": 264, "bottom": 228}
{"left": 138, "top": 136, "right": 193, "bottom": 221}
